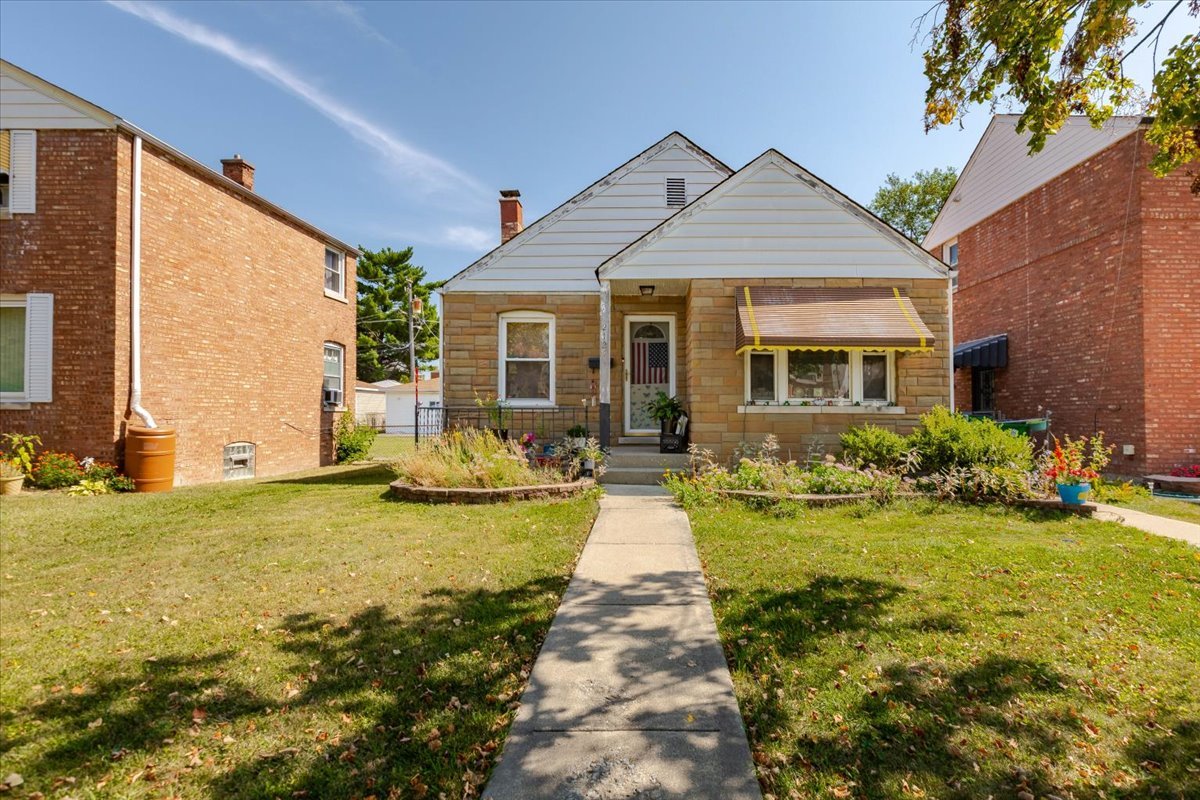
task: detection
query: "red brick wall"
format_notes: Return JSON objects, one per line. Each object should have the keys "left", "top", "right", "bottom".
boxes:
{"left": 947, "top": 131, "right": 1198, "bottom": 475}
{"left": 1139, "top": 154, "right": 1200, "bottom": 472}
{"left": 115, "top": 134, "right": 357, "bottom": 484}
{"left": 1, "top": 129, "right": 357, "bottom": 485}
{"left": 0, "top": 129, "right": 122, "bottom": 460}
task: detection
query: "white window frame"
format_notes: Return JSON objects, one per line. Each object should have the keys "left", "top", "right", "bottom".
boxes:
{"left": 943, "top": 239, "right": 959, "bottom": 291}
{"left": 323, "top": 342, "right": 345, "bottom": 409}
{"left": 498, "top": 311, "right": 555, "bottom": 407}
{"left": 743, "top": 349, "right": 895, "bottom": 405}
{"left": 0, "top": 292, "right": 52, "bottom": 405}
{"left": 324, "top": 247, "right": 345, "bottom": 300}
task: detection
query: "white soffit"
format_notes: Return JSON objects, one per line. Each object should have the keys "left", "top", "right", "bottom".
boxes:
{"left": 923, "top": 114, "right": 1143, "bottom": 247}
{"left": 599, "top": 150, "right": 949, "bottom": 281}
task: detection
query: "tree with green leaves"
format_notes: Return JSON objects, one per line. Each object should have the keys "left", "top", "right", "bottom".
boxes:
{"left": 869, "top": 167, "right": 959, "bottom": 241}
{"left": 355, "top": 246, "right": 440, "bottom": 383}
{"left": 919, "top": 0, "right": 1200, "bottom": 192}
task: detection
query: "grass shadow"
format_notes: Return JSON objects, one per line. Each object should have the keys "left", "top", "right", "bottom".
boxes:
{"left": 265, "top": 464, "right": 394, "bottom": 486}
{"left": 1, "top": 576, "right": 573, "bottom": 799}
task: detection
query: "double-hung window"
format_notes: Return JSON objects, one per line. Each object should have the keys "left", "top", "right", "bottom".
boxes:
{"left": 323, "top": 342, "right": 344, "bottom": 408}
{"left": 498, "top": 311, "right": 554, "bottom": 405}
{"left": 1, "top": 293, "right": 53, "bottom": 404}
{"left": 744, "top": 349, "right": 894, "bottom": 405}
{"left": 324, "top": 247, "right": 344, "bottom": 297}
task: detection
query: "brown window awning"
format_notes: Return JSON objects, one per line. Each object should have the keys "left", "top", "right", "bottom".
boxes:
{"left": 735, "top": 286, "right": 935, "bottom": 353}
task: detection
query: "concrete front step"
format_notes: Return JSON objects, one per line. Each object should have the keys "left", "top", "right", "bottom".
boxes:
{"left": 607, "top": 448, "right": 690, "bottom": 471}
{"left": 599, "top": 466, "right": 672, "bottom": 486}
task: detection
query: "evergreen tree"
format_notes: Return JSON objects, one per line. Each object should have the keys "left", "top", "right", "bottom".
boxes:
{"left": 355, "top": 246, "right": 440, "bottom": 383}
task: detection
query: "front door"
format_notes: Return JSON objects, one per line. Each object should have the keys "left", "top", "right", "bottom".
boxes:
{"left": 624, "top": 316, "right": 675, "bottom": 434}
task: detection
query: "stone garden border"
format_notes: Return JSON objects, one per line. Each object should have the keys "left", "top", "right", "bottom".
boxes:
{"left": 389, "top": 478, "right": 595, "bottom": 504}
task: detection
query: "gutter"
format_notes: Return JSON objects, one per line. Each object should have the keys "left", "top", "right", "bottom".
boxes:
{"left": 129, "top": 134, "right": 156, "bottom": 428}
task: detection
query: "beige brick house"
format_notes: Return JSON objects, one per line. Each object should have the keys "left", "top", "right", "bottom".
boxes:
{"left": 0, "top": 60, "right": 357, "bottom": 484}
{"left": 440, "top": 134, "right": 952, "bottom": 463}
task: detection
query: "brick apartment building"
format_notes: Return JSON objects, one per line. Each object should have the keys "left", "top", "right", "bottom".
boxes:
{"left": 1, "top": 60, "right": 358, "bottom": 484}
{"left": 925, "top": 115, "right": 1198, "bottom": 477}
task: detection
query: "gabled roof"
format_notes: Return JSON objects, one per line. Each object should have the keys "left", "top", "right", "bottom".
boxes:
{"left": 598, "top": 149, "right": 949, "bottom": 281}
{"left": 0, "top": 59, "right": 358, "bottom": 255}
{"left": 923, "top": 114, "right": 1144, "bottom": 247}
{"left": 441, "top": 132, "right": 732, "bottom": 292}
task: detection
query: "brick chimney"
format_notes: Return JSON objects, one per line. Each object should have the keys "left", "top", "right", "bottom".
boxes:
{"left": 221, "top": 154, "right": 255, "bottom": 191}
{"left": 499, "top": 189, "right": 523, "bottom": 244}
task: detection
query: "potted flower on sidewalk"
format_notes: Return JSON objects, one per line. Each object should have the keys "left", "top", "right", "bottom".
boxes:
{"left": 1043, "top": 433, "right": 1111, "bottom": 505}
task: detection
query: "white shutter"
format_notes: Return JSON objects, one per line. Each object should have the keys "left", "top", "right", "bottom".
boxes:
{"left": 24, "top": 293, "right": 53, "bottom": 402}
{"left": 9, "top": 130, "right": 37, "bottom": 214}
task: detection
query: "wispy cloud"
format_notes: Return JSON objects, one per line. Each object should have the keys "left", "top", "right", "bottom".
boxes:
{"left": 392, "top": 224, "right": 495, "bottom": 252}
{"left": 107, "top": 0, "right": 483, "bottom": 198}
{"left": 308, "top": 1, "right": 400, "bottom": 52}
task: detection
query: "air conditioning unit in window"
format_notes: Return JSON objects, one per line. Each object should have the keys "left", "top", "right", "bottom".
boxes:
{"left": 323, "top": 388, "right": 343, "bottom": 407}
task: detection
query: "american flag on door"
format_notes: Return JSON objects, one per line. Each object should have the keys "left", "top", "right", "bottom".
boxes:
{"left": 632, "top": 340, "right": 669, "bottom": 384}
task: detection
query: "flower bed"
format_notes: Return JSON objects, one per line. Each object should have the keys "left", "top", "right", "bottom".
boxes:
{"left": 387, "top": 429, "right": 598, "bottom": 503}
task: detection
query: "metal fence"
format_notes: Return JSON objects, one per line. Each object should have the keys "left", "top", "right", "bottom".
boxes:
{"left": 415, "top": 405, "right": 594, "bottom": 443}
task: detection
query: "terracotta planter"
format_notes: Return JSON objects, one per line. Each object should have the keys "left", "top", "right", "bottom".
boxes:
{"left": 0, "top": 474, "right": 25, "bottom": 496}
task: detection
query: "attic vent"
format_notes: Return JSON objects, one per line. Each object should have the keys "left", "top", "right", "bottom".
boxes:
{"left": 665, "top": 177, "right": 686, "bottom": 207}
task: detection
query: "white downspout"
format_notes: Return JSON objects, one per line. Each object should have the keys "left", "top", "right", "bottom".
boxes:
{"left": 130, "top": 134, "right": 156, "bottom": 428}
{"left": 947, "top": 276, "right": 955, "bottom": 412}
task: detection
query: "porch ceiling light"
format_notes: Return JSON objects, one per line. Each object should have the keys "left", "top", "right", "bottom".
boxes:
{"left": 639, "top": 285, "right": 655, "bottom": 296}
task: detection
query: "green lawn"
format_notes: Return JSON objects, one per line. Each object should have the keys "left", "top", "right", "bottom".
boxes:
{"left": 691, "top": 500, "right": 1200, "bottom": 800}
{"left": 0, "top": 465, "right": 598, "bottom": 799}
{"left": 1103, "top": 494, "right": 1200, "bottom": 525}
{"left": 368, "top": 433, "right": 415, "bottom": 460}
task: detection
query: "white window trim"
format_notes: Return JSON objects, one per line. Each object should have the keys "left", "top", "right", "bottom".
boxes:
{"left": 324, "top": 247, "right": 345, "bottom": 299}
{"left": 498, "top": 311, "right": 555, "bottom": 407}
{"left": 943, "top": 239, "right": 959, "bottom": 292}
{"left": 742, "top": 349, "right": 895, "bottom": 406}
{"left": 323, "top": 341, "right": 345, "bottom": 409}
{"left": 0, "top": 292, "right": 52, "bottom": 405}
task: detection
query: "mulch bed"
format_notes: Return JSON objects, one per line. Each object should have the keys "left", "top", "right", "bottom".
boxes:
{"left": 389, "top": 478, "right": 595, "bottom": 504}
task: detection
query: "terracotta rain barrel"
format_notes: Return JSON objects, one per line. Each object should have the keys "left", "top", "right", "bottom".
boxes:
{"left": 125, "top": 426, "right": 176, "bottom": 493}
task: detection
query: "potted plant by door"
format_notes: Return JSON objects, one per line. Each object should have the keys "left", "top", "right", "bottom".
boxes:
{"left": 0, "top": 460, "right": 25, "bottom": 496}
{"left": 1044, "top": 434, "right": 1109, "bottom": 505}
{"left": 647, "top": 391, "right": 686, "bottom": 454}
{"left": 576, "top": 438, "right": 605, "bottom": 478}
{"left": 566, "top": 424, "right": 589, "bottom": 451}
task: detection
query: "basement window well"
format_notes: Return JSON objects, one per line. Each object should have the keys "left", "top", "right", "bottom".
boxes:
{"left": 223, "top": 442, "right": 255, "bottom": 480}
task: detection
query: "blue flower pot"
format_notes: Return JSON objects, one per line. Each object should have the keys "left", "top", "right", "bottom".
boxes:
{"left": 1056, "top": 483, "right": 1091, "bottom": 505}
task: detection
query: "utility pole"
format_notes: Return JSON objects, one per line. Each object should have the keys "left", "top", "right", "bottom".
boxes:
{"left": 408, "top": 280, "right": 419, "bottom": 443}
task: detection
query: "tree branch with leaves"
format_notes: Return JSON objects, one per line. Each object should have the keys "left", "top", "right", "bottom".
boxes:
{"left": 919, "top": 0, "right": 1200, "bottom": 191}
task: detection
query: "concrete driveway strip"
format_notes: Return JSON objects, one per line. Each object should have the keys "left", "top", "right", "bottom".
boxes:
{"left": 483, "top": 485, "right": 761, "bottom": 800}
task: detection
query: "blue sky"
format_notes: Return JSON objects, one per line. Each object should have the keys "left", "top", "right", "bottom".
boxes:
{"left": 1, "top": 1, "right": 1188, "bottom": 282}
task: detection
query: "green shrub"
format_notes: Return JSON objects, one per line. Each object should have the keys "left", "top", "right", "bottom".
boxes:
{"left": 1092, "top": 478, "right": 1150, "bottom": 504}
{"left": 919, "top": 465, "right": 1037, "bottom": 502}
{"left": 32, "top": 451, "right": 84, "bottom": 489}
{"left": 907, "top": 406, "right": 1033, "bottom": 472}
{"left": 82, "top": 460, "right": 135, "bottom": 493}
{"left": 334, "top": 414, "right": 378, "bottom": 463}
{"left": 840, "top": 423, "right": 909, "bottom": 470}
{"left": 390, "top": 429, "right": 563, "bottom": 489}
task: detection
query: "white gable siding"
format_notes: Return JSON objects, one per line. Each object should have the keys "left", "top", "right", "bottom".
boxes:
{"left": 603, "top": 159, "right": 947, "bottom": 281}
{"left": 0, "top": 74, "right": 111, "bottom": 129}
{"left": 923, "top": 115, "right": 1141, "bottom": 248}
{"left": 444, "top": 142, "right": 729, "bottom": 293}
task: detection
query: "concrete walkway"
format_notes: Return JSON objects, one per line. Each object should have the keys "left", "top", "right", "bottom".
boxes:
{"left": 1094, "top": 502, "right": 1200, "bottom": 547}
{"left": 483, "top": 485, "right": 761, "bottom": 800}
